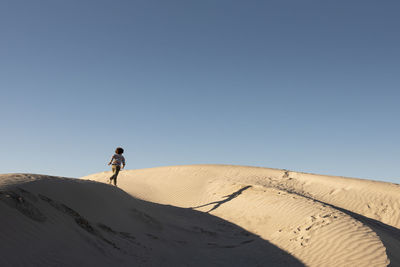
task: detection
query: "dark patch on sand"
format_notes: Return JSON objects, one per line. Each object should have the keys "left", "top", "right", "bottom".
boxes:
{"left": 0, "top": 190, "right": 46, "bottom": 222}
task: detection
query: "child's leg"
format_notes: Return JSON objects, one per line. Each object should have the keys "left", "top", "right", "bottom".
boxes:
{"left": 112, "top": 165, "right": 120, "bottom": 186}
{"left": 110, "top": 165, "right": 118, "bottom": 183}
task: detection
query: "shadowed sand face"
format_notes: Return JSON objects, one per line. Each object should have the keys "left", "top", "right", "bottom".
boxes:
{"left": 0, "top": 174, "right": 304, "bottom": 267}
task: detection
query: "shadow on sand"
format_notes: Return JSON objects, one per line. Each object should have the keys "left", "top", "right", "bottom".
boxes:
{"left": 279, "top": 187, "right": 400, "bottom": 267}
{"left": 191, "top": 185, "right": 252, "bottom": 212}
{"left": 315, "top": 201, "right": 400, "bottom": 267}
{"left": 129, "top": 194, "right": 305, "bottom": 266}
{"left": 0, "top": 177, "right": 305, "bottom": 267}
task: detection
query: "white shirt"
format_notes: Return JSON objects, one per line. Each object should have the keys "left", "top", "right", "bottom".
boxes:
{"left": 110, "top": 154, "right": 125, "bottom": 166}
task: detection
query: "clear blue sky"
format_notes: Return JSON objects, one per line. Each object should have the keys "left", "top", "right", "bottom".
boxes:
{"left": 1, "top": 1, "right": 399, "bottom": 183}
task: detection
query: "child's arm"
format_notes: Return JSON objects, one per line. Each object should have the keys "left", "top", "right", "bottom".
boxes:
{"left": 107, "top": 155, "right": 114, "bottom": 166}
{"left": 122, "top": 156, "right": 126, "bottom": 169}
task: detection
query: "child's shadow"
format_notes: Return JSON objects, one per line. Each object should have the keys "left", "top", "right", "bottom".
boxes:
{"left": 191, "top": 185, "right": 252, "bottom": 213}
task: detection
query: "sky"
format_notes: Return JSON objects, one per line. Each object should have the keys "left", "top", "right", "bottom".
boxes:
{"left": 1, "top": 1, "right": 399, "bottom": 184}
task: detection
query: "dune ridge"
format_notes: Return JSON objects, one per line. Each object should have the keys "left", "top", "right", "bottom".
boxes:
{"left": 84, "top": 165, "right": 400, "bottom": 266}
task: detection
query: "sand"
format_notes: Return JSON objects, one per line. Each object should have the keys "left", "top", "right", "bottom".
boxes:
{"left": 1, "top": 165, "right": 399, "bottom": 266}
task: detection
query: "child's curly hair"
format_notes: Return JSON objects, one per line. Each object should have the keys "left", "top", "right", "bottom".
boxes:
{"left": 115, "top": 147, "right": 124, "bottom": 154}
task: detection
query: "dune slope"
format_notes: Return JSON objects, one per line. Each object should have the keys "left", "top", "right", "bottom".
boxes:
{"left": 83, "top": 165, "right": 400, "bottom": 267}
{"left": 0, "top": 173, "right": 302, "bottom": 267}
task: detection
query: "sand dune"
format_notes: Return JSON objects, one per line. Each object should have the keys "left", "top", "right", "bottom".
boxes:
{"left": 0, "top": 173, "right": 300, "bottom": 266}
{"left": 83, "top": 165, "right": 400, "bottom": 266}
{"left": 1, "top": 165, "right": 399, "bottom": 266}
